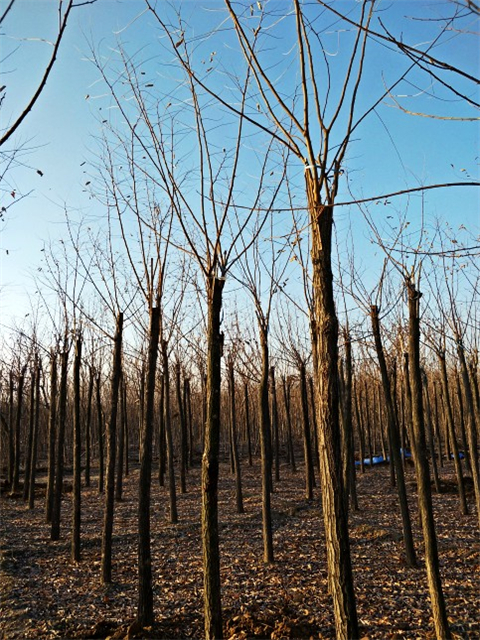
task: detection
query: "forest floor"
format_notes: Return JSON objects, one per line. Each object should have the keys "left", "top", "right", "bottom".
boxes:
{"left": 0, "top": 457, "right": 479, "bottom": 640}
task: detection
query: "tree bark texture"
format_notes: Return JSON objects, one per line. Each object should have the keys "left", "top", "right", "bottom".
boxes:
{"left": 72, "top": 337, "right": 83, "bottom": 561}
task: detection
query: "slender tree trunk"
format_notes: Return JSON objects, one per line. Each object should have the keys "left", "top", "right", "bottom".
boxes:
{"left": 244, "top": 382, "right": 253, "bottom": 467}
{"left": 282, "top": 376, "right": 296, "bottom": 473}
{"left": 258, "top": 326, "right": 274, "bottom": 563}
{"left": 137, "top": 306, "right": 161, "bottom": 627}
{"left": 422, "top": 373, "right": 441, "bottom": 494}
{"left": 340, "top": 333, "right": 358, "bottom": 513}
{"left": 406, "top": 279, "right": 451, "bottom": 639}
{"left": 72, "top": 336, "right": 83, "bottom": 561}
{"left": 23, "top": 369, "right": 36, "bottom": 501}
{"left": 438, "top": 352, "right": 468, "bottom": 515}
{"left": 158, "top": 371, "right": 166, "bottom": 487}
{"left": 96, "top": 373, "right": 104, "bottom": 494}
{"left": 309, "top": 375, "right": 320, "bottom": 472}
{"left": 270, "top": 366, "right": 280, "bottom": 483}
{"left": 433, "top": 381, "right": 444, "bottom": 469}
{"left": 102, "top": 313, "right": 123, "bottom": 583}
{"left": 8, "top": 371, "right": 15, "bottom": 486}
{"left": 457, "top": 342, "right": 480, "bottom": 529}
{"left": 185, "top": 378, "right": 194, "bottom": 468}
{"left": 299, "top": 361, "right": 315, "bottom": 499}
{"left": 176, "top": 361, "right": 187, "bottom": 494}
{"left": 85, "top": 367, "right": 94, "bottom": 488}
{"left": 51, "top": 348, "right": 69, "bottom": 540}
{"left": 28, "top": 358, "right": 41, "bottom": 509}
{"left": 162, "top": 341, "right": 178, "bottom": 524}
{"left": 370, "top": 305, "right": 417, "bottom": 567}
{"left": 455, "top": 369, "right": 471, "bottom": 474}
{"left": 228, "top": 361, "right": 244, "bottom": 514}
{"left": 45, "top": 352, "right": 58, "bottom": 522}
{"left": 307, "top": 178, "right": 358, "bottom": 640}
{"left": 116, "top": 374, "right": 125, "bottom": 502}
{"left": 202, "top": 274, "right": 225, "bottom": 639}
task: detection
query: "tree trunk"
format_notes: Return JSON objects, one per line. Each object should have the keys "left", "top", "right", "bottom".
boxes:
{"left": 307, "top": 176, "right": 358, "bottom": 640}
{"left": 137, "top": 306, "right": 161, "bottom": 627}
{"left": 85, "top": 367, "right": 94, "bottom": 488}
{"left": 438, "top": 352, "right": 468, "bottom": 515}
{"left": 270, "top": 366, "right": 280, "bottom": 483}
{"left": 228, "top": 361, "right": 244, "bottom": 514}
{"left": 23, "top": 369, "right": 36, "bottom": 501}
{"left": 45, "top": 352, "right": 58, "bottom": 522}
{"left": 72, "top": 336, "right": 83, "bottom": 561}
{"left": 457, "top": 342, "right": 480, "bottom": 529}
{"left": 340, "top": 333, "right": 358, "bottom": 514}
{"left": 422, "top": 373, "right": 441, "bottom": 494}
{"left": 116, "top": 374, "right": 125, "bottom": 502}
{"left": 370, "top": 305, "right": 417, "bottom": 567}
{"left": 258, "top": 326, "right": 274, "bottom": 564}
{"left": 455, "top": 369, "right": 471, "bottom": 475}
{"left": 282, "top": 376, "right": 296, "bottom": 473}
{"left": 96, "top": 373, "right": 104, "bottom": 493}
{"left": 51, "top": 348, "right": 69, "bottom": 540}
{"left": 162, "top": 340, "right": 178, "bottom": 524}
{"left": 158, "top": 370, "right": 166, "bottom": 487}
{"left": 406, "top": 279, "right": 451, "bottom": 639}
{"left": 176, "top": 361, "right": 188, "bottom": 494}
{"left": 28, "top": 358, "right": 41, "bottom": 509}
{"left": 299, "top": 361, "right": 315, "bottom": 499}
{"left": 202, "top": 274, "right": 225, "bottom": 639}
{"left": 102, "top": 312, "right": 123, "bottom": 583}
{"left": 244, "top": 382, "right": 253, "bottom": 467}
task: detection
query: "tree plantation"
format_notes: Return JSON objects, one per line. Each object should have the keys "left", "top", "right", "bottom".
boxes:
{"left": 0, "top": 1, "right": 479, "bottom": 639}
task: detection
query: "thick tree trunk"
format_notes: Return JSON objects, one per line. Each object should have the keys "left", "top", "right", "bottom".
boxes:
{"left": 202, "top": 274, "right": 225, "bottom": 639}
{"left": 228, "top": 361, "right": 244, "bottom": 514}
{"left": 258, "top": 326, "right": 274, "bottom": 564}
{"left": 137, "top": 306, "right": 161, "bottom": 627}
{"left": 162, "top": 341, "right": 178, "bottom": 524}
{"left": 45, "top": 352, "right": 58, "bottom": 522}
{"left": 370, "top": 305, "right": 417, "bottom": 567}
{"left": 72, "top": 337, "right": 83, "bottom": 561}
{"left": 102, "top": 313, "right": 123, "bottom": 583}
{"left": 51, "top": 348, "right": 69, "bottom": 540}
{"left": 406, "top": 279, "right": 451, "bottom": 639}
{"left": 307, "top": 176, "right": 358, "bottom": 640}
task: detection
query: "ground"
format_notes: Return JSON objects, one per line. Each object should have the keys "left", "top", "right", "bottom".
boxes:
{"left": 1, "top": 458, "right": 479, "bottom": 639}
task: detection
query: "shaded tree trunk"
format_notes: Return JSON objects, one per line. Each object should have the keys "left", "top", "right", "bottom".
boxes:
{"left": 51, "top": 348, "right": 69, "bottom": 540}
{"left": 85, "top": 366, "right": 94, "bottom": 488}
{"left": 137, "top": 306, "right": 161, "bottom": 627}
{"left": 282, "top": 376, "right": 296, "bottom": 473}
{"left": 270, "top": 366, "right": 280, "bottom": 483}
{"left": 72, "top": 336, "right": 83, "bottom": 561}
{"left": 23, "top": 368, "right": 36, "bottom": 501}
{"left": 406, "top": 279, "right": 451, "bottom": 639}
{"left": 116, "top": 374, "right": 126, "bottom": 502}
{"left": 228, "top": 360, "right": 244, "bottom": 514}
{"left": 162, "top": 340, "right": 178, "bottom": 524}
{"left": 28, "top": 358, "right": 41, "bottom": 509}
{"left": 244, "top": 382, "right": 253, "bottom": 467}
{"left": 176, "top": 361, "right": 187, "bottom": 494}
{"left": 102, "top": 313, "right": 123, "bottom": 583}
{"left": 202, "top": 274, "right": 225, "bottom": 639}
{"left": 370, "top": 305, "right": 417, "bottom": 567}
{"left": 96, "top": 373, "right": 104, "bottom": 494}
{"left": 45, "top": 352, "right": 58, "bottom": 522}
{"left": 299, "top": 361, "right": 314, "bottom": 499}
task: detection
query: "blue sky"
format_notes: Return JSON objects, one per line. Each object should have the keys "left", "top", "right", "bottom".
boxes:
{"left": 1, "top": 0, "right": 479, "bottom": 336}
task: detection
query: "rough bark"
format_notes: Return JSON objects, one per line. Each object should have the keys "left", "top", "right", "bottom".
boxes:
{"left": 51, "top": 348, "right": 69, "bottom": 540}
{"left": 406, "top": 279, "right": 451, "bottom": 639}
{"left": 45, "top": 352, "right": 57, "bottom": 522}
{"left": 258, "top": 326, "right": 274, "bottom": 564}
{"left": 101, "top": 313, "right": 123, "bottom": 583}
{"left": 307, "top": 173, "right": 358, "bottom": 640}
{"left": 228, "top": 361, "right": 244, "bottom": 514}
{"left": 202, "top": 275, "right": 225, "bottom": 639}
{"left": 270, "top": 366, "right": 280, "bottom": 483}
{"left": 370, "top": 305, "right": 417, "bottom": 567}
{"left": 96, "top": 373, "right": 104, "bottom": 494}
{"left": 28, "top": 358, "right": 41, "bottom": 509}
{"left": 137, "top": 306, "right": 161, "bottom": 627}
{"left": 72, "top": 336, "right": 83, "bottom": 561}
{"left": 299, "top": 361, "right": 315, "bottom": 500}
{"left": 162, "top": 340, "right": 178, "bottom": 524}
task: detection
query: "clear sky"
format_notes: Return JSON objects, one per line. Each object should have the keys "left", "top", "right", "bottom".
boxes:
{"left": 1, "top": 0, "right": 479, "bottom": 337}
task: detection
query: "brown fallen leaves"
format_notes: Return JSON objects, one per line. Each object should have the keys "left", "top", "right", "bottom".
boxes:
{"left": 0, "top": 458, "right": 479, "bottom": 639}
